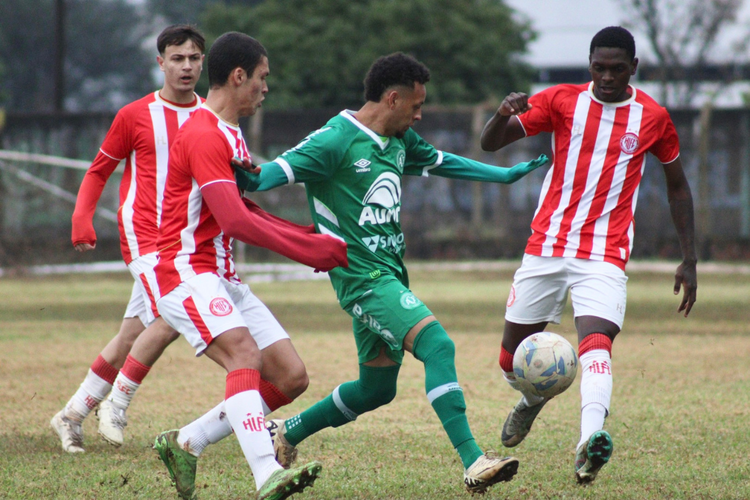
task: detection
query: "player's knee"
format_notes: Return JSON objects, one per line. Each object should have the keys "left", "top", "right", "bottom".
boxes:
{"left": 359, "top": 380, "right": 397, "bottom": 412}
{"left": 283, "top": 368, "right": 309, "bottom": 400}
{"left": 413, "top": 322, "right": 455, "bottom": 363}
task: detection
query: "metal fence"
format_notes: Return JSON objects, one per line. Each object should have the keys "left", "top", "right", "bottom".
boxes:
{"left": 0, "top": 104, "right": 747, "bottom": 267}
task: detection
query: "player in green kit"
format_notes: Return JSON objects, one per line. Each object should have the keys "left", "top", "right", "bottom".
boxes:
{"left": 235, "top": 52, "right": 548, "bottom": 494}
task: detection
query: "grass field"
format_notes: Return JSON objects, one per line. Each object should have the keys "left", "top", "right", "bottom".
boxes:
{"left": 1, "top": 262, "right": 749, "bottom": 499}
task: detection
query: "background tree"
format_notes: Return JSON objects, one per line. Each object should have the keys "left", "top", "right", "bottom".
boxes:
{"left": 617, "top": 0, "right": 749, "bottom": 107}
{"left": 0, "top": 0, "right": 153, "bottom": 113}
{"left": 200, "top": 0, "right": 536, "bottom": 109}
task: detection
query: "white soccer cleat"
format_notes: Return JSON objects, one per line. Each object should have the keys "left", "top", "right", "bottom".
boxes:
{"left": 266, "top": 418, "right": 298, "bottom": 468}
{"left": 463, "top": 453, "right": 519, "bottom": 494}
{"left": 50, "top": 410, "right": 85, "bottom": 453}
{"left": 97, "top": 399, "right": 128, "bottom": 447}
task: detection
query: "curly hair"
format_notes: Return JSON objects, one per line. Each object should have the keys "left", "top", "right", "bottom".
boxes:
{"left": 590, "top": 26, "right": 636, "bottom": 61}
{"left": 363, "top": 52, "right": 430, "bottom": 102}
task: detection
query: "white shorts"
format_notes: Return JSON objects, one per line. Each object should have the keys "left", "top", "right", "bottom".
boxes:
{"left": 504, "top": 254, "right": 628, "bottom": 328}
{"left": 123, "top": 252, "right": 160, "bottom": 327}
{"left": 156, "top": 272, "right": 289, "bottom": 356}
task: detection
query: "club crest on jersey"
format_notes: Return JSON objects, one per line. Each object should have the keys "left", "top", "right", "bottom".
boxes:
{"left": 620, "top": 132, "right": 639, "bottom": 154}
{"left": 396, "top": 149, "right": 406, "bottom": 173}
{"left": 209, "top": 297, "right": 233, "bottom": 316}
{"left": 399, "top": 292, "right": 422, "bottom": 310}
{"left": 506, "top": 285, "right": 516, "bottom": 308}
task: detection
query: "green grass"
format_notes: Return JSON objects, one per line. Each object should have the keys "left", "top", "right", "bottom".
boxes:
{"left": 1, "top": 263, "right": 749, "bottom": 499}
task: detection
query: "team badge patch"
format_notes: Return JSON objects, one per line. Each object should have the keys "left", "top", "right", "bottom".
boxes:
{"left": 507, "top": 285, "right": 516, "bottom": 308}
{"left": 400, "top": 292, "right": 422, "bottom": 310}
{"left": 620, "top": 132, "right": 639, "bottom": 154}
{"left": 209, "top": 297, "right": 233, "bottom": 316}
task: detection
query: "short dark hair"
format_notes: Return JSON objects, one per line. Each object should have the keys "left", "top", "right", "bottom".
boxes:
{"left": 208, "top": 32, "right": 268, "bottom": 88}
{"left": 590, "top": 26, "right": 636, "bottom": 61}
{"left": 157, "top": 24, "right": 205, "bottom": 55}
{"left": 363, "top": 52, "right": 431, "bottom": 102}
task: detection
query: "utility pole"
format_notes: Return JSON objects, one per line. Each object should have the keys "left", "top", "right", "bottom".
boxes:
{"left": 54, "top": 0, "right": 66, "bottom": 112}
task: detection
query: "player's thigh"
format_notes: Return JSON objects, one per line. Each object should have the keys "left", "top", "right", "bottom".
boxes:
{"left": 223, "top": 279, "right": 290, "bottom": 350}
{"left": 568, "top": 259, "right": 628, "bottom": 330}
{"left": 505, "top": 254, "right": 569, "bottom": 325}
{"left": 126, "top": 252, "right": 161, "bottom": 326}
{"left": 156, "top": 273, "right": 248, "bottom": 356}
{"left": 345, "top": 276, "right": 433, "bottom": 365}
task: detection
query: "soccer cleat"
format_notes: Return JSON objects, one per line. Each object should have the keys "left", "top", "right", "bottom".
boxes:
{"left": 266, "top": 419, "right": 298, "bottom": 469}
{"left": 154, "top": 430, "right": 198, "bottom": 500}
{"left": 575, "top": 430, "right": 613, "bottom": 484}
{"left": 96, "top": 399, "right": 127, "bottom": 447}
{"left": 256, "top": 461, "right": 322, "bottom": 500}
{"left": 501, "top": 396, "right": 549, "bottom": 447}
{"left": 463, "top": 453, "right": 519, "bottom": 494}
{"left": 50, "top": 410, "right": 85, "bottom": 453}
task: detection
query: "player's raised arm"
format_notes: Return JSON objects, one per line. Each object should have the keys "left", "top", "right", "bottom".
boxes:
{"left": 419, "top": 152, "right": 548, "bottom": 184}
{"left": 480, "top": 92, "right": 531, "bottom": 151}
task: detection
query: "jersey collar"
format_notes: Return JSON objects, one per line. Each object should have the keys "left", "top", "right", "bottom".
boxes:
{"left": 339, "top": 110, "right": 390, "bottom": 151}
{"left": 587, "top": 82, "right": 637, "bottom": 107}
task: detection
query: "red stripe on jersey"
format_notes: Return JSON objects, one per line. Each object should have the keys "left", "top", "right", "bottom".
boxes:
{"left": 519, "top": 83, "right": 679, "bottom": 269}
{"left": 138, "top": 272, "right": 159, "bottom": 318}
{"left": 182, "top": 296, "right": 214, "bottom": 348}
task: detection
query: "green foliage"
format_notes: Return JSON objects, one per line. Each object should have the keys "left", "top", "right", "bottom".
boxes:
{"left": 200, "top": 0, "right": 536, "bottom": 109}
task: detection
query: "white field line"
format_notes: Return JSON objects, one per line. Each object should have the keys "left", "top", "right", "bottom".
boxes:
{"left": 1, "top": 260, "right": 747, "bottom": 280}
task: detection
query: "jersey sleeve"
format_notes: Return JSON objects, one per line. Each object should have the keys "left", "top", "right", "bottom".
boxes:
{"left": 190, "top": 130, "right": 236, "bottom": 188}
{"left": 99, "top": 106, "right": 134, "bottom": 160}
{"left": 272, "top": 126, "right": 347, "bottom": 183}
{"left": 649, "top": 110, "right": 680, "bottom": 164}
{"left": 517, "top": 88, "right": 555, "bottom": 137}
{"left": 401, "top": 129, "right": 442, "bottom": 176}
{"left": 71, "top": 152, "right": 121, "bottom": 246}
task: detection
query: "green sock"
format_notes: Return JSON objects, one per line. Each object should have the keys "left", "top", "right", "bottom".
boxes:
{"left": 413, "top": 321, "right": 483, "bottom": 468}
{"left": 284, "top": 364, "right": 400, "bottom": 447}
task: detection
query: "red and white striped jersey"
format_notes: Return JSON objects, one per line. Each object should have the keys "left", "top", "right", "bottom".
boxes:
{"left": 75, "top": 91, "right": 203, "bottom": 264}
{"left": 518, "top": 82, "right": 680, "bottom": 270}
{"left": 154, "top": 105, "right": 251, "bottom": 297}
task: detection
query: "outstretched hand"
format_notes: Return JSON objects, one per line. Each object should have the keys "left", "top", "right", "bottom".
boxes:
{"left": 231, "top": 156, "right": 261, "bottom": 175}
{"left": 673, "top": 260, "right": 697, "bottom": 317}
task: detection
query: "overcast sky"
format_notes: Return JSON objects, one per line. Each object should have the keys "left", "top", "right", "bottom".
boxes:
{"left": 505, "top": 0, "right": 750, "bottom": 67}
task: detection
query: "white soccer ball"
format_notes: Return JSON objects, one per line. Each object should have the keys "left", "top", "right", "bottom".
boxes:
{"left": 513, "top": 332, "right": 578, "bottom": 398}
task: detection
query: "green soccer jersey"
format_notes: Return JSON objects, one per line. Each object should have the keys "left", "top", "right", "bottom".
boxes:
{"left": 236, "top": 110, "right": 548, "bottom": 308}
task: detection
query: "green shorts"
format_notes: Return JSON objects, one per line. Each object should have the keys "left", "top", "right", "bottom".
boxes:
{"left": 343, "top": 274, "right": 433, "bottom": 365}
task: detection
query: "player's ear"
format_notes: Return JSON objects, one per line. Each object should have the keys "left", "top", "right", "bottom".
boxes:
{"left": 157, "top": 55, "right": 165, "bottom": 72}
{"left": 386, "top": 89, "right": 399, "bottom": 110}
{"left": 631, "top": 57, "right": 639, "bottom": 76}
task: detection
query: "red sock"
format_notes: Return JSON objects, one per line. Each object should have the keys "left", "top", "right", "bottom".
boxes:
{"left": 90, "top": 354, "right": 119, "bottom": 384}
{"left": 120, "top": 354, "right": 151, "bottom": 384}
{"left": 578, "top": 333, "right": 612, "bottom": 357}
{"left": 499, "top": 346, "right": 514, "bottom": 373}
{"left": 225, "top": 368, "right": 261, "bottom": 399}
{"left": 259, "top": 379, "right": 293, "bottom": 412}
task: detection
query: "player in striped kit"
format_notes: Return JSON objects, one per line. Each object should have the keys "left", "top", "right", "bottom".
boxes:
{"left": 480, "top": 26, "right": 698, "bottom": 484}
{"left": 150, "top": 32, "right": 346, "bottom": 499}
{"left": 51, "top": 24, "right": 206, "bottom": 453}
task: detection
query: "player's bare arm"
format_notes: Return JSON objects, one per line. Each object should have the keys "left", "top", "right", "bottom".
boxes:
{"left": 663, "top": 157, "right": 698, "bottom": 316}
{"left": 480, "top": 92, "right": 529, "bottom": 151}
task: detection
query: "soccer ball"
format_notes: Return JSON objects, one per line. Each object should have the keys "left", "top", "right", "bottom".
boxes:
{"left": 513, "top": 332, "right": 578, "bottom": 398}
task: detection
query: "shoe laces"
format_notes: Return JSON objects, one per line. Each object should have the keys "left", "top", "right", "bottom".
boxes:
{"left": 62, "top": 416, "right": 84, "bottom": 448}
{"left": 109, "top": 405, "right": 128, "bottom": 428}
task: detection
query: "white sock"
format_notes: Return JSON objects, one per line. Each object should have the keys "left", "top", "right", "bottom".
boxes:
{"left": 177, "top": 401, "right": 233, "bottom": 456}
{"left": 577, "top": 349, "right": 613, "bottom": 448}
{"left": 67, "top": 369, "right": 113, "bottom": 421}
{"left": 225, "top": 390, "right": 281, "bottom": 490}
{"left": 503, "top": 370, "right": 545, "bottom": 406}
{"left": 109, "top": 372, "right": 140, "bottom": 410}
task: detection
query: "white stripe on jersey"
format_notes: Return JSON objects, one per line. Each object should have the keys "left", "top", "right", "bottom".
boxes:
{"left": 419, "top": 150, "right": 444, "bottom": 177}
{"left": 318, "top": 224, "right": 345, "bottom": 242}
{"left": 314, "top": 197, "right": 339, "bottom": 227}
{"left": 122, "top": 149, "right": 140, "bottom": 256}
{"left": 174, "top": 180, "right": 203, "bottom": 283}
{"left": 541, "top": 90, "right": 591, "bottom": 256}
{"left": 274, "top": 157, "right": 296, "bottom": 184}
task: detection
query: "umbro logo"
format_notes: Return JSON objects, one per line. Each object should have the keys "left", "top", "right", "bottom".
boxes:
{"left": 354, "top": 158, "right": 371, "bottom": 172}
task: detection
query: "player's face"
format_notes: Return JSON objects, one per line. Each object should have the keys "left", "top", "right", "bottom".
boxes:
{"left": 589, "top": 47, "right": 638, "bottom": 103}
{"left": 392, "top": 82, "right": 426, "bottom": 139}
{"left": 158, "top": 40, "right": 204, "bottom": 98}
{"left": 239, "top": 56, "right": 269, "bottom": 117}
